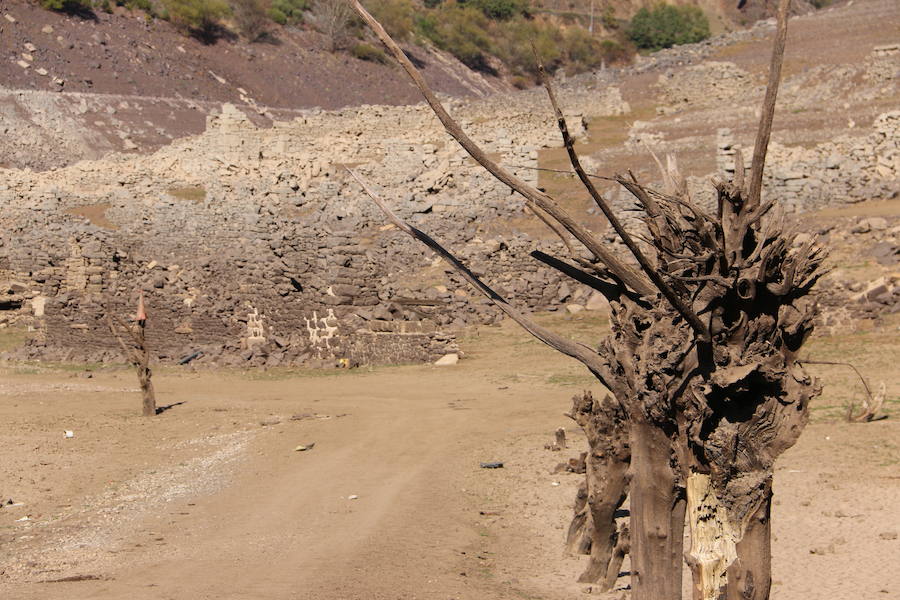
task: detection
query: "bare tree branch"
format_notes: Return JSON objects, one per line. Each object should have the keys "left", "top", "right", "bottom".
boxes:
{"left": 507, "top": 164, "right": 617, "bottom": 182}
{"left": 538, "top": 66, "right": 711, "bottom": 341}
{"left": 747, "top": 0, "right": 791, "bottom": 205}
{"left": 527, "top": 202, "right": 577, "bottom": 256}
{"left": 530, "top": 250, "right": 624, "bottom": 301}
{"left": 347, "top": 168, "right": 615, "bottom": 382}
{"left": 350, "top": 0, "right": 653, "bottom": 298}
{"left": 106, "top": 313, "right": 134, "bottom": 360}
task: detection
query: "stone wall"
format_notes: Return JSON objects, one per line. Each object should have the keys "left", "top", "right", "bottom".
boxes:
{"left": 716, "top": 111, "right": 900, "bottom": 212}
{"left": 1, "top": 87, "right": 630, "bottom": 366}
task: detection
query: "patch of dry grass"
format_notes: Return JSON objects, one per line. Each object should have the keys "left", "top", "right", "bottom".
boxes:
{"left": 167, "top": 185, "right": 207, "bottom": 203}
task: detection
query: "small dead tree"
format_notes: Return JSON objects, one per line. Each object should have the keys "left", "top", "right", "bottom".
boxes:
{"left": 311, "top": 0, "right": 355, "bottom": 52}
{"left": 349, "top": 1, "right": 821, "bottom": 598}
{"left": 846, "top": 381, "right": 885, "bottom": 423}
{"left": 107, "top": 292, "right": 156, "bottom": 417}
{"left": 231, "top": 0, "right": 270, "bottom": 42}
{"left": 800, "top": 359, "right": 886, "bottom": 423}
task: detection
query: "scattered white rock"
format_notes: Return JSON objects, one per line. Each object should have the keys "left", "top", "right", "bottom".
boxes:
{"left": 585, "top": 291, "right": 609, "bottom": 312}
{"left": 862, "top": 217, "right": 888, "bottom": 231}
{"left": 434, "top": 353, "right": 459, "bottom": 366}
{"left": 565, "top": 303, "right": 585, "bottom": 315}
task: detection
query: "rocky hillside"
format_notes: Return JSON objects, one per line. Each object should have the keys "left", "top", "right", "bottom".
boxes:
{"left": 0, "top": 0, "right": 832, "bottom": 171}
{"left": 0, "top": 1, "right": 506, "bottom": 109}
{"left": 0, "top": 0, "right": 814, "bottom": 117}
{"left": 0, "top": 0, "right": 896, "bottom": 368}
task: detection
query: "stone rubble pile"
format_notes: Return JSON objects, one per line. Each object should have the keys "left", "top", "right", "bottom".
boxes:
{"left": 815, "top": 216, "right": 900, "bottom": 330}
{"left": 656, "top": 61, "right": 758, "bottom": 115}
{"left": 780, "top": 44, "right": 898, "bottom": 110}
{"left": 715, "top": 111, "right": 900, "bottom": 212}
{"left": 0, "top": 89, "right": 630, "bottom": 367}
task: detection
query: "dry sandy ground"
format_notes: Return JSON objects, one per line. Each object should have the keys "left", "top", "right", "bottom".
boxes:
{"left": 1, "top": 307, "right": 898, "bottom": 600}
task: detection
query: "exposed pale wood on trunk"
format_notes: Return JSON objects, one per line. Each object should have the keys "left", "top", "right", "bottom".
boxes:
{"left": 686, "top": 472, "right": 741, "bottom": 600}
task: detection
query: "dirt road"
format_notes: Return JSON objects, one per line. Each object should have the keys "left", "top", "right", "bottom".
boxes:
{"left": 0, "top": 334, "right": 584, "bottom": 600}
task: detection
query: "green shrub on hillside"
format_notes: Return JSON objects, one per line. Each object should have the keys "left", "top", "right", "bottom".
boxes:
{"left": 39, "top": 0, "right": 93, "bottom": 11}
{"left": 493, "top": 17, "right": 562, "bottom": 78}
{"left": 627, "top": 3, "right": 710, "bottom": 51}
{"left": 352, "top": 42, "right": 389, "bottom": 63}
{"left": 268, "top": 0, "right": 308, "bottom": 24}
{"left": 416, "top": 5, "right": 492, "bottom": 70}
{"left": 597, "top": 38, "right": 630, "bottom": 64}
{"left": 493, "top": 20, "right": 632, "bottom": 82}
{"left": 368, "top": 0, "right": 415, "bottom": 40}
{"left": 414, "top": 3, "right": 633, "bottom": 82}
{"left": 232, "top": 0, "right": 269, "bottom": 40}
{"left": 563, "top": 26, "right": 603, "bottom": 69}
{"left": 310, "top": 0, "right": 358, "bottom": 52}
{"left": 469, "top": 0, "right": 527, "bottom": 21}
{"left": 118, "top": 0, "right": 155, "bottom": 13}
{"left": 162, "top": 0, "right": 232, "bottom": 38}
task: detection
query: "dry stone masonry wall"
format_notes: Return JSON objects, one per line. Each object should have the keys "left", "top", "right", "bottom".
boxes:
{"left": 0, "top": 88, "right": 629, "bottom": 366}
{"left": 716, "top": 111, "right": 900, "bottom": 212}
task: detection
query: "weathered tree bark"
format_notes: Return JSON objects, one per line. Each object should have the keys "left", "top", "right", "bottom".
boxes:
{"left": 134, "top": 321, "right": 156, "bottom": 417}
{"left": 107, "top": 294, "right": 156, "bottom": 417}
{"left": 566, "top": 392, "right": 630, "bottom": 587}
{"left": 726, "top": 477, "right": 772, "bottom": 600}
{"left": 576, "top": 456, "right": 628, "bottom": 585}
{"left": 555, "top": 427, "right": 567, "bottom": 449}
{"left": 630, "top": 420, "right": 684, "bottom": 600}
{"left": 567, "top": 481, "right": 593, "bottom": 556}
{"left": 604, "top": 522, "right": 630, "bottom": 591}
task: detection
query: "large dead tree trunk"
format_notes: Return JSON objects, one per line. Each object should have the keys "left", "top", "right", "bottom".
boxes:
{"left": 630, "top": 420, "right": 685, "bottom": 600}
{"left": 348, "top": 1, "right": 818, "bottom": 598}
{"left": 725, "top": 476, "right": 772, "bottom": 600}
